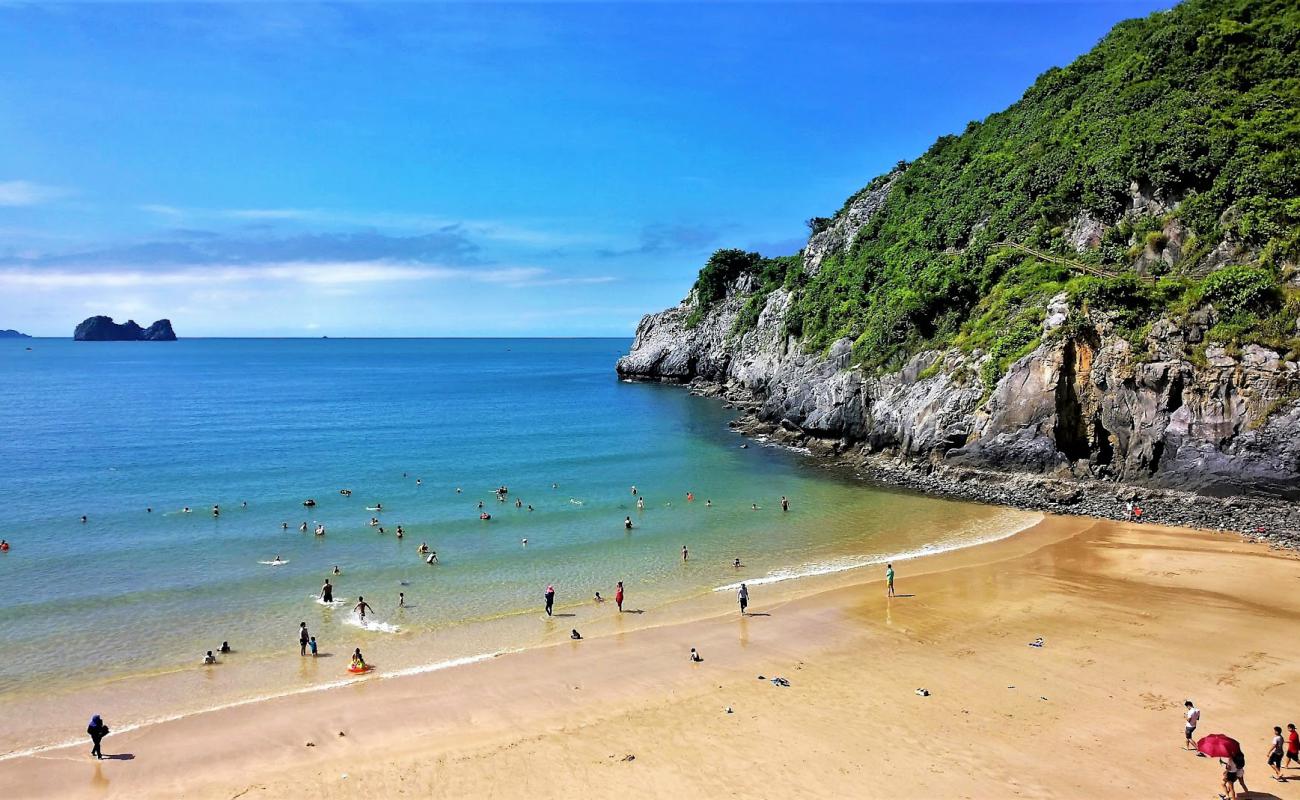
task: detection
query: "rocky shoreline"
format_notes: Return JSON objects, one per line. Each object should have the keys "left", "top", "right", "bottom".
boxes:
{"left": 673, "top": 376, "right": 1300, "bottom": 551}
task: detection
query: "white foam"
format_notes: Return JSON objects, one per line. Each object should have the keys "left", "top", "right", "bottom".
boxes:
{"left": 258, "top": 560, "right": 289, "bottom": 566}
{"left": 310, "top": 594, "right": 347, "bottom": 607}
{"left": 0, "top": 649, "right": 513, "bottom": 762}
{"left": 343, "top": 612, "right": 401, "bottom": 633}
{"left": 712, "top": 512, "right": 1042, "bottom": 592}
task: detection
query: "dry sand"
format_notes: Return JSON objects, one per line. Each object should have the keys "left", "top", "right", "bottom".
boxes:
{"left": 6, "top": 514, "right": 1300, "bottom": 799}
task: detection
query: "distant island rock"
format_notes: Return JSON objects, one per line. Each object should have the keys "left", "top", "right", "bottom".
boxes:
{"left": 0, "top": 329, "right": 32, "bottom": 339}
{"left": 74, "top": 316, "right": 177, "bottom": 342}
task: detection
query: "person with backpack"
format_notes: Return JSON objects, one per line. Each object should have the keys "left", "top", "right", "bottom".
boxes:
{"left": 87, "top": 714, "right": 109, "bottom": 760}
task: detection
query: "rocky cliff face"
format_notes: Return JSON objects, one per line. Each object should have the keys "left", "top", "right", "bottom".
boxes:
{"left": 74, "top": 316, "right": 177, "bottom": 341}
{"left": 618, "top": 217, "right": 1300, "bottom": 502}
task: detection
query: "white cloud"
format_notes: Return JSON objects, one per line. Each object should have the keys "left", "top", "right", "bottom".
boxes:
{"left": 0, "top": 180, "right": 70, "bottom": 207}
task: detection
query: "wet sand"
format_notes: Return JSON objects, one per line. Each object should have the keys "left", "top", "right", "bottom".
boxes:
{"left": 6, "top": 515, "right": 1300, "bottom": 798}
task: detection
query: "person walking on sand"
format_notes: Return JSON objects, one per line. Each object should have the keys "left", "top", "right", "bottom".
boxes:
{"left": 1285, "top": 723, "right": 1299, "bottom": 768}
{"left": 615, "top": 581, "right": 624, "bottom": 612}
{"left": 1184, "top": 700, "right": 1200, "bottom": 750}
{"left": 1268, "top": 726, "right": 1286, "bottom": 781}
{"left": 354, "top": 596, "right": 373, "bottom": 621}
{"left": 87, "top": 714, "right": 109, "bottom": 760}
{"left": 886, "top": 563, "right": 896, "bottom": 597}
{"left": 544, "top": 584, "right": 556, "bottom": 617}
{"left": 299, "top": 622, "right": 310, "bottom": 656}
{"left": 737, "top": 583, "right": 749, "bottom": 615}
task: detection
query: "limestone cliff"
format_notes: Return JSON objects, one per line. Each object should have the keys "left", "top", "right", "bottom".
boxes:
{"left": 618, "top": 211, "right": 1300, "bottom": 501}
{"left": 74, "top": 316, "right": 178, "bottom": 341}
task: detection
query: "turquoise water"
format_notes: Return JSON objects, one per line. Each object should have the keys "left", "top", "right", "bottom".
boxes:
{"left": 0, "top": 338, "right": 1032, "bottom": 751}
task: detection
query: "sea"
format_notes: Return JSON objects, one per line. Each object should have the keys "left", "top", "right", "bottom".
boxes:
{"left": 0, "top": 338, "right": 1036, "bottom": 755}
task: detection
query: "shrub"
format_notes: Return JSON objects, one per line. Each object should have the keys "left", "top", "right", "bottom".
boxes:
{"left": 1200, "top": 265, "right": 1278, "bottom": 316}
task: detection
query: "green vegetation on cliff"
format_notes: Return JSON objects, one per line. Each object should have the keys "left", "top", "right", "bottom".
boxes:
{"left": 694, "top": 0, "right": 1299, "bottom": 372}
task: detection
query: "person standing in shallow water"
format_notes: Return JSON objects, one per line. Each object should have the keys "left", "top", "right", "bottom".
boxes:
{"left": 615, "top": 581, "right": 624, "bottom": 612}
{"left": 299, "top": 622, "right": 310, "bottom": 656}
{"left": 544, "top": 584, "right": 556, "bottom": 616}
{"left": 781, "top": 496, "right": 789, "bottom": 512}
{"left": 87, "top": 714, "right": 109, "bottom": 759}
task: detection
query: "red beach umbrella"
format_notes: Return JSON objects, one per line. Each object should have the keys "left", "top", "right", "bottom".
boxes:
{"left": 1196, "top": 734, "right": 1241, "bottom": 759}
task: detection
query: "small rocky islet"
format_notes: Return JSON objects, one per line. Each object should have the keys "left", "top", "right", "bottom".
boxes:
{"left": 73, "top": 316, "right": 177, "bottom": 341}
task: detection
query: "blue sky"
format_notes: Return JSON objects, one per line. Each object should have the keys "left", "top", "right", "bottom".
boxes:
{"left": 0, "top": 1, "right": 1173, "bottom": 337}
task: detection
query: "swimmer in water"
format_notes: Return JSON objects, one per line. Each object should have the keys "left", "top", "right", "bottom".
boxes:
{"left": 146, "top": 507, "right": 152, "bottom": 513}
{"left": 594, "top": 591, "right": 604, "bottom": 602}
{"left": 315, "top": 524, "right": 325, "bottom": 536}
{"left": 480, "top": 512, "right": 491, "bottom": 520}
{"left": 0, "top": 539, "right": 8, "bottom": 552}
{"left": 332, "top": 565, "right": 341, "bottom": 575}
{"left": 416, "top": 478, "right": 422, "bottom": 486}
{"left": 396, "top": 525, "right": 404, "bottom": 537}
{"left": 369, "top": 517, "right": 379, "bottom": 527}
{"left": 751, "top": 503, "right": 759, "bottom": 510}
{"left": 624, "top": 516, "right": 633, "bottom": 530}
{"left": 321, "top": 579, "right": 334, "bottom": 603}
{"left": 477, "top": 500, "right": 484, "bottom": 509}
{"left": 456, "top": 487, "right": 462, "bottom": 494}
{"left": 425, "top": 552, "right": 438, "bottom": 564}
{"left": 241, "top": 501, "right": 247, "bottom": 509}
{"left": 682, "top": 545, "right": 689, "bottom": 562}
{"left": 631, "top": 486, "right": 637, "bottom": 495}
{"left": 527, "top": 504, "right": 534, "bottom": 512}
{"left": 378, "top": 526, "right": 386, "bottom": 535}
{"left": 418, "top": 542, "right": 429, "bottom": 555}
{"left": 637, "top": 497, "right": 644, "bottom": 510}
{"left": 281, "top": 521, "right": 289, "bottom": 530}
{"left": 706, "top": 499, "right": 712, "bottom": 507}
{"left": 733, "top": 558, "right": 742, "bottom": 568}
{"left": 521, "top": 538, "right": 528, "bottom": 545}
{"left": 204, "top": 650, "right": 217, "bottom": 665}
{"left": 515, "top": 498, "right": 522, "bottom": 508}
{"left": 781, "top": 496, "right": 789, "bottom": 512}
{"left": 300, "top": 522, "right": 308, "bottom": 532}
{"left": 183, "top": 507, "right": 192, "bottom": 514}
{"left": 212, "top": 505, "right": 220, "bottom": 517}
{"left": 80, "top": 515, "right": 87, "bottom": 524}
{"left": 354, "top": 596, "right": 373, "bottom": 621}
{"left": 219, "top": 641, "right": 231, "bottom": 653}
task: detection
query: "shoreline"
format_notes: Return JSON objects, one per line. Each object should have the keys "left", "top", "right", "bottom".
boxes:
{"left": 686, "top": 378, "right": 1300, "bottom": 546}
{"left": 6, "top": 512, "right": 1299, "bottom": 798}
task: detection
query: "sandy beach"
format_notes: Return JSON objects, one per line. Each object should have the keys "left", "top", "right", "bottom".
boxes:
{"left": 6, "top": 514, "right": 1299, "bottom": 799}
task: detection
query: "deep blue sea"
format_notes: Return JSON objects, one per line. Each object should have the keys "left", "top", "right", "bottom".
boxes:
{"left": 0, "top": 338, "right": 1034, "bottom": 753}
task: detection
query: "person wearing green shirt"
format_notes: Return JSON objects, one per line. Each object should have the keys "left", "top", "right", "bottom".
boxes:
{"left": 886, "top": 563, "right": 895, "bottom": 597}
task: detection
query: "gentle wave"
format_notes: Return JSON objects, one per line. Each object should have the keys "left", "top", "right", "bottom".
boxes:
{"left": 0, "top": 649, "right": 511, "bottom": 762}
{"left": 712, "top": 511, "right": 1042, "bottom": 592}
{"left": 343, "top": 612, "right": 401, "bottom": 634}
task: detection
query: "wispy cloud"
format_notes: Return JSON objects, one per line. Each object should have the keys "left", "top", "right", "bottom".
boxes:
{"left": 598, "top": 223, "right": 723, "bottom": 258}
{"left": 139, "top": 203, "right": 184, "bottom": 217}
{"left": 0, "top": 180, "right": 70, "bottom": 207}
{"left": 21, "top": 229, "right": 482, "bottom": 267}
{"left": 0, "top": 261, "right": 615, "bottom": 291}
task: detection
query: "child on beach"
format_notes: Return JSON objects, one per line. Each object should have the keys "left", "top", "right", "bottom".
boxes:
{"left": 204, "top": 650, "right": 217, "bottom": 665}
{"left": 309, "top": 636, "right": 318, "bottom": 656}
